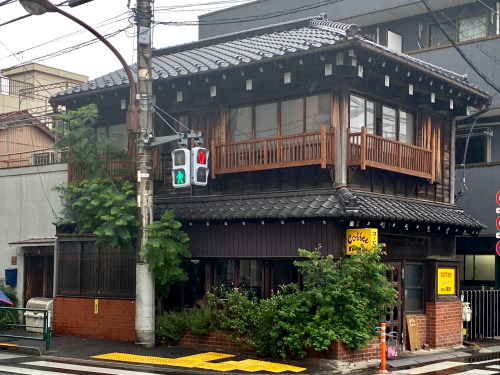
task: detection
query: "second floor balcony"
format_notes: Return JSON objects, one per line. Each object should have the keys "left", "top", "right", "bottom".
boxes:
{"left": 209, "top": 125, "right": 435, "bottom": 182}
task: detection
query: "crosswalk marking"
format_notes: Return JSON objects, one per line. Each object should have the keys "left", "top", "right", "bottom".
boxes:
{"left": 21, "top": 360, "right": 158, "bottom": 375}
{"left": 452, "top": 371, "right": 498, "bottom": 375}
{"left": 0, "top": 365, "right": 55, "bottom": 375}
{"left": 394, "top": 361, "right": 466, "bottom": 374}
{"left": 0, "top": 353, "right": 26, "bottom": 360}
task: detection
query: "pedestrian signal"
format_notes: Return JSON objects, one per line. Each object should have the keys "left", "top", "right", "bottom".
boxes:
{"left": 191, "top": 147, "right": 209, "bottom": 186}
{"left": 171, "top": 148, "right": 191, "bottom": 188}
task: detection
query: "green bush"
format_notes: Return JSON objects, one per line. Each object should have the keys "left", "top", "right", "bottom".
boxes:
{"left": 207, "top": 244, "right": 398, "bottom": 358}
{"left": 155, "top": 311, "right": 186, "bottom": 341}
{"left": 0, "top": 279, "right": 19, "bottom": 328}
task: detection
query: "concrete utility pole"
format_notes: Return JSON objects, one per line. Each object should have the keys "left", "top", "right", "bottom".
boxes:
{"left": 135, "top": 0, "right": 155, "bottom": 348}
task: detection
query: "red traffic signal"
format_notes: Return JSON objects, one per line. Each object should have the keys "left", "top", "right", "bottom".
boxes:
{"left": 191, "top": 147, "right": 209, "bottom": 186}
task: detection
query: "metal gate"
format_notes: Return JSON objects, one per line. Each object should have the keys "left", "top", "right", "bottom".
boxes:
{"left": 462, "top": 290, "right": 500, "bottom": 341}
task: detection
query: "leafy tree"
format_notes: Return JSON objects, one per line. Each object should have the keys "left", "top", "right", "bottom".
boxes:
{"left": 140, "top": 209, "right": 191, "bottom": 313}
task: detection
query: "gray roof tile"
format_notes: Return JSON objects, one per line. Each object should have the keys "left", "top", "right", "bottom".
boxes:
{"left": 155, "top": 188, "right": 485, "bottom": 234}
{"left": 52, "top": 18, "right": 487, "bottom": 100}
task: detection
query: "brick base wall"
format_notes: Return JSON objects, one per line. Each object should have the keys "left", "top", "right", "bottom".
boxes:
{"left": 52, "top": 297, "right": 135, "bottom": 342}
{"left": 426, "top": 301, "right": 462, "bottom": 348}
{"left": 166, "top": 331, "right": 380, "bottom": 362}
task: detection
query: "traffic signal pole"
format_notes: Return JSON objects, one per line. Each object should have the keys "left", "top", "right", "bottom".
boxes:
{"left": 135, "top": 0, "right": 155, "bottom": 348}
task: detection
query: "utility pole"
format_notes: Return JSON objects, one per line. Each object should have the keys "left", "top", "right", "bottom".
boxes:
{"left": 135, "top": 0, "right": 155, "bottom": 348}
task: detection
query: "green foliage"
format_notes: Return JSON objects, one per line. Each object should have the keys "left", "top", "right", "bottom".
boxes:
{"left": 0, "top": 279, "right": 19, "bottom": 328}
{"left": 155, "top": 306, "right": 214, "bottom": 341}
{"left": 155, "top": 311, "right": 186, "bottom": 341}
{"left": 140, "top": 210, "right": 191, "bottom": 297}
{"left": 53, "top": 179, "right": 139, "bottom": 249}
{"left": 52, "top": 104, "right": 130, "bottom": 182}
{"left": 206, "top": 244, "right": 398, "bottom": 358}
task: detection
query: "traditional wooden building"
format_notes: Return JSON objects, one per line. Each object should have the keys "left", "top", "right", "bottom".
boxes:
{"left": 51, "top": 17, "right": 490, "bottom": 349}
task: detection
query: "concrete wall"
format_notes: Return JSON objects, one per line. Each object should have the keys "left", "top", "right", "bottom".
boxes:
{"left": 0, "top": 163, "right": 67, "bottom": 307}
{"left": 454, "top": 164, "right": 500, "bottom": 236}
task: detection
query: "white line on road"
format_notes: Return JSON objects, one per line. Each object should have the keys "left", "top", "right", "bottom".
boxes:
{"left": 21, "top": 360, "right": 160, "bottom": 375}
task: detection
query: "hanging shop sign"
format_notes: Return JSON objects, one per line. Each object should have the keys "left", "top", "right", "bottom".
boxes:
{"left": 437, "top": 268, "right": 456, "bottom": 295}
{"left": 346, "top": 228, "right": 378, "bottom": 255}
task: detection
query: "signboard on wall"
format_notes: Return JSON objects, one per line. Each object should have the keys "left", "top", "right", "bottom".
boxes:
{"left": 346, "top": 228, "right": 378, "bottom": 255}
{"left": 497, "top": 191, "right": 500, "bottom": 254}
{"left": 437, "top": 268, "right": 456, "bottom": 294}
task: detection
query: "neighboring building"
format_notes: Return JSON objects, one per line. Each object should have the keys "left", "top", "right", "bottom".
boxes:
{"left": 0, "top": 63, "right": 86, "bottom": 308}
{"left": 51, "top": 14, "right": 489, "bottom": 351}
{"left": 198, "top": 0, "right": 500, "bottom": 291}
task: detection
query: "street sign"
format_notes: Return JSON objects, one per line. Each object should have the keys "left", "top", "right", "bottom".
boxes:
{"left": 497, "top": 217, "right": 500, "bottom": 231}
{"left": 497, "top": 191, "right": 500, "bottom": 206}
{"left": 497, "top": 241, "right": 500, "bottom": 256}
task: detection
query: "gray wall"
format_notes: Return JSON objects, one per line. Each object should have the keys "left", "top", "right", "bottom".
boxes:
{"left": 0, "top": 164, "right": 66, "bottom": 307}
{"left": 454, "top": 164, "right": 500, "bottom": 235}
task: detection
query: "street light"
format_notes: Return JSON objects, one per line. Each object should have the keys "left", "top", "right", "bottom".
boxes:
{"left": 19, "top": 0, "right": 137, "bottom": 130}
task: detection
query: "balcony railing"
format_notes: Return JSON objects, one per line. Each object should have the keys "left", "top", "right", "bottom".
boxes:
{"left": 347, "top": 127, "right": 435, "bottom": 182}
{"left": 68, "top": 157, "right": 135, "bottom": 182}
{"left": 0, "top": 148, "right": 64, "bottom": 169}
{"left": 211, "top": 125, "right": 335, "bottom": 176}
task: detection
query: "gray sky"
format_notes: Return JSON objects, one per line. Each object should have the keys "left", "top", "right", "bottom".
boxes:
{"left": 0, "top": 0, "right": 253, "bottom": 80}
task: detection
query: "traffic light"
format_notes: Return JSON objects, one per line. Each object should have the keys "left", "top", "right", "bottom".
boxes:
{"left": 191, "top": 147, "right": 209, "bottom": 186}
{"left": 171, "top": 148, "right": 191, "bottom": 188}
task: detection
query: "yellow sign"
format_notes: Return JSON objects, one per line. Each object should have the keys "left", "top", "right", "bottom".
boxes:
{"left": 437, "top": 268, "right": 455, "bottom": 294}
{"left": 94, "top": 299, "right": 99, "bottom": 314}
{"left": 346, "top": 228, "right": 378, "bottom": 255}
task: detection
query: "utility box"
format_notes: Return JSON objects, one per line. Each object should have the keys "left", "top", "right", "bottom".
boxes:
{"left": 25, "top": 298, "right": 53, "bottom": 333}
{"left": 5, "top": 269, "right": 17, "bottom": 286}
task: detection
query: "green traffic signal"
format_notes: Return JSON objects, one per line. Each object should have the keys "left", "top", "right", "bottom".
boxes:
{"left": 175, "top": 169, "right": 186, "bottom": 185}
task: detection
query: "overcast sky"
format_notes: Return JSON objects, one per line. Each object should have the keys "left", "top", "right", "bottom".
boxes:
{"left": 0, "top": 0, "right": 253, "bottom": 80}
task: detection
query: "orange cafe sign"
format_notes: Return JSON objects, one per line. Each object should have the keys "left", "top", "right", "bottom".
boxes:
{"left": 437, "top": 268, "right": 455, "bottom": 295}
{"left": 346, "top": 228, "right": 378, "bottom": 255}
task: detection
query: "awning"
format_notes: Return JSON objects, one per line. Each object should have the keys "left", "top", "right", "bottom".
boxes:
{"left": 9, "top": 238, "right": 55, "bottom": 247}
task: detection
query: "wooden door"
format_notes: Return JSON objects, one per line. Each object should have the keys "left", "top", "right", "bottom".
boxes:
{"left": 384, "top": 261, "right": 403, "bottom": 348}
{"left": 24, "top": 254, "right": 54, "bottom": 302}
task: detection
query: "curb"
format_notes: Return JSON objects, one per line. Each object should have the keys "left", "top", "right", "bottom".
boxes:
{"left": 0, "top": 343, "right": 42, "bottom": 356}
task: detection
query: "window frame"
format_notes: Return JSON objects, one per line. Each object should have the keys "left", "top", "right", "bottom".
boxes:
{"left": 404, "top": 262, "right": 425, "bottom": 314}
{"left": 428, "top": 12, "right": 488, "bottom": 47}
{"left": 228, "top": 92, "right": 331, "bottom": 142}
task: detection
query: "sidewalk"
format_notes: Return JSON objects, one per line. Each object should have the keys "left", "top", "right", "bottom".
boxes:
{"left": 1, "top": 330, "right": 499, "bottom": 374}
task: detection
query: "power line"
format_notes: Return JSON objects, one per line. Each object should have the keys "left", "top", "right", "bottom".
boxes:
{"left": 420, "top": 0, "right": 500, "bottom": 95}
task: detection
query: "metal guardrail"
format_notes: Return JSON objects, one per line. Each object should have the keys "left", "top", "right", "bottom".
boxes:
{"left": 0, "top": 307, "right": 51, "bottom": 350}
{"left": 462, "top": 290, "right": 500, "bottom": 341}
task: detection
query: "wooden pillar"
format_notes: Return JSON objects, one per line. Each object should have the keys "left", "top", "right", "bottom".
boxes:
{"left": 335, "top": 80, "right": 352, "bottom": 186}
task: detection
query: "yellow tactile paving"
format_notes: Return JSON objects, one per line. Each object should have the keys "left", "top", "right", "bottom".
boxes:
{"left": 92, "top": 351, "right": 306, "bottom": 373}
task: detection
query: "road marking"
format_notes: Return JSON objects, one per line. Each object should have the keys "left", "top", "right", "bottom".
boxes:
{"left": 453, "top": 371, "right": 498, "bottom": 375}
{"left": 21, "top": 360, "right": 157, "bottom": 375}
{"left": 0, "top": 353, "right": 26, "bottom": 360}
{"left": 93, "top": 352, "right": 306, "bottom": 373}
{"left": 394, "top": 361, "right": 465, "bottom": 374}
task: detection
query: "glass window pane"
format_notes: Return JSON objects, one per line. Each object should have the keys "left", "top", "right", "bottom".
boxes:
{"left": 306, "top": 94, "right": 330, "bottom": 132}
{"left": 429, "top": 21, "right": 455, "bottom": 46}
{"left": 256, "top": 103, "right": 277, "bottom": 138}
{"left": 464, "top": 255, "right": 474, "bottom": 281}
{"left": 108, "top": 123, "right": 128, "bottom": 150}
{"left": 350, "top": 95, "right": 365, "bottom": 133}
{"left": 458, "top": 16, "right": 486, "bottom": 41}
{"left": 216, "top": 260, "right": 236, "bottom": 287}
{"left": 405, "top": 289, "right": 424, "bottom": 311}
{"left": 239, "top": 260, "right": 263, "bottom": 298}
{"left": 229, "top": 107, "right": 252, "bottom": 142}
{"left": 475, "top": 255, "right": 495, "bottom": 281}
{"left": 366, "top": 101, "right": 375, "bottom": 134}
{"left": 405, "top": 264, "right": 423, "bottom": 287}
{"left": 399, "top": 111, "right": 414, "bottom": 144}
{"left": 281, "top": 99, "right": 303, "bottom": 135}
{"left": 382, "top": 106, "right": 396, "bottom": 140}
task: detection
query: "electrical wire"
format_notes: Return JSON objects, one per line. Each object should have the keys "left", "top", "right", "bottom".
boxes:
{"left": 420, "top": 0, "right": 500, "bottom": 94}
{"left": 152, "top": 104, "right": 191, "bottom": 132}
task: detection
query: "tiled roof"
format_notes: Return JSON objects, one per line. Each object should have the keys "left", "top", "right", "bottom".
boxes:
{"left": 52, "top": 17, "right": 486, "bottom": 99}
{"left": 155, "top": 188, "right": 485, "bottom": 233}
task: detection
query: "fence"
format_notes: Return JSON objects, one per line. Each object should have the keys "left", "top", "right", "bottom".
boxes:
{"left": 461, "top": 289, "right": 500, "bottom": 341}
{"left": 0, "top": 307, "right": 51, "bottom": 350}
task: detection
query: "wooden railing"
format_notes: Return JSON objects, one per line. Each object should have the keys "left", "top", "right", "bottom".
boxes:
{"left": 0, "top": 148, "right": 64, "bottom": 169}
{"left": 211, "top": 125, "right": 335, "bottom": 176}
{"left": 68, "top": 157, "right": 135, "bottom": 181}
{"left": 348, "top": 127, "right": 435, "bottom": 182}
